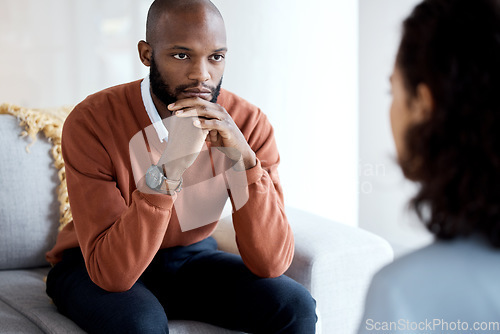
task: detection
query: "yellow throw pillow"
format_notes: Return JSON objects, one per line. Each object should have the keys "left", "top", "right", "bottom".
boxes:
{"left": 0, "top": 103, "right": 73, "bottom": 231}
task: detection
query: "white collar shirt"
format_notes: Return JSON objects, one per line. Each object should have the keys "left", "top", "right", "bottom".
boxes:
{"left": 140, "top": 75, "right": 169, "bottom": 142}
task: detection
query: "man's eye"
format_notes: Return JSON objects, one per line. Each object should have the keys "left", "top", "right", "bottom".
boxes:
{"left": 210, "top": 54, "right": 225, "bottom": 62}
{"left": 173, "top": 53, "right": 189, "bottom": 60}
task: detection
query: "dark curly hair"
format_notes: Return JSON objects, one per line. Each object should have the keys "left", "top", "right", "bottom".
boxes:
{"left": 396, "top": 0, "right": 500, "bottom": 246}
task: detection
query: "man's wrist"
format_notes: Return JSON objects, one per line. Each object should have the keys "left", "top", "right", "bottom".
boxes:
{"left": 163, "top": 176, "right": 183, "bottom": 194}
{"left": 145, "top": 164, "right": 183, "bottom": 195}
{"left": 242, "top": 151, "right": 257, "bottom": 170}
{"left": 163, "top": 164, "right": 184, "bottom": 182}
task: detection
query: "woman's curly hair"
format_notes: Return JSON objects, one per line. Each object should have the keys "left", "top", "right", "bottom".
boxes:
{"left": 396, "top": 0, "right": 500, "bottom": 246}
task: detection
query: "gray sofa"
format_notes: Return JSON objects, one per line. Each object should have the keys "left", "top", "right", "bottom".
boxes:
{"left": 0, "top": 112, "right": 393, "bottom": 334}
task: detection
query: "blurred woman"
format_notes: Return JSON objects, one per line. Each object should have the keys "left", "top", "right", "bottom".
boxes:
{"left": 359, "top": 0, "right": 500, "bottom": 332}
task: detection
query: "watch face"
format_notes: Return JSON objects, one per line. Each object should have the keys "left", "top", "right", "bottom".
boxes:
{"left": 145, "top": 165, "right": 164, "bottom": 189}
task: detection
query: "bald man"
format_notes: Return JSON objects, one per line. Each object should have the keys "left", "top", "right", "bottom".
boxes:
{"left": 45, "top": 0, "right": 317, "bottom": 333}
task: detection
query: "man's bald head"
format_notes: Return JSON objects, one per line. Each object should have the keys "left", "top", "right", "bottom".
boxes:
{"left": 146, "top": 0, "right": 224, "bottom": 46}
{"left": 137, "top": 0, "right": 227, "bottom": 115}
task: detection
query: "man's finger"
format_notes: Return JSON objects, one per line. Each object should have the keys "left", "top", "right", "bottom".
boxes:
{"left": 209, "top": 129, "right": 218, "bottom": 142}
{"left": 176, "top": 106, "right": 224, "bottom": 121}
{"left": 167, "top": 97, "right": 208, "bottom": 111}
{"left": 193, "top": 118, "right": 222, "bottom": 131}
{"left": 172, "top": 108, "right": 197, "bottom": 117}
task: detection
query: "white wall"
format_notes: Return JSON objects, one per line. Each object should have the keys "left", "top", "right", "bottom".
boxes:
{"left": 212, "top": 0, "right": 359, "bottom": 226}
{"left": 359, "top": 0, "right": 433, "bottom": 256}
{"left": 0, "top": 0, "right": 151, "bottom": 107}
{"left": 1, "top": 0, "right": 359, "bottom": 227}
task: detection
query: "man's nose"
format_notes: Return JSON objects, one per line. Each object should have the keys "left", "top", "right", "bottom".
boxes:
{"left": 188, "top": 59, "right": 210, "bottom": 82}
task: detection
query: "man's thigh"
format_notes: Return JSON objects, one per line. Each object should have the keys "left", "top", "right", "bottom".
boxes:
{"left": 145, "top": 242, "right": 317, "bottom": 333}
{"left": 46, "top": 248, "right": 168, "bottom": 334}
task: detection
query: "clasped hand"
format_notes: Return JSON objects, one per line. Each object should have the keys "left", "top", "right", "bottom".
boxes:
{"left": 159, "top": 97, "right": 256, "bottom": 181}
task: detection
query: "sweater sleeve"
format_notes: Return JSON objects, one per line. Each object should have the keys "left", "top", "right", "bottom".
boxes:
{"left": 231, "top": 111, "right": 294, "bottom": 278}
{"left": 62, "top": 105, "right": 174, "bottom": 292}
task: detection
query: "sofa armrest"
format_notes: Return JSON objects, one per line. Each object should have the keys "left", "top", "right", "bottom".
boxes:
{"left": 212, "top": 206, "right": 393, "bottom": 334}
{"left": 284, "top": 207, "right": 393, "bottom": 334}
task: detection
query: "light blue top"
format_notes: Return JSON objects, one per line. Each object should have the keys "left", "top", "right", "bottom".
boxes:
{"left": 358, "top": 236, "right": 500, "bottom": 334}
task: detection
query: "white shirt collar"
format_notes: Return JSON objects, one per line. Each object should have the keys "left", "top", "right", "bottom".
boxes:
{"left": 141, "top": 75, "right": 169, "bottom": 142}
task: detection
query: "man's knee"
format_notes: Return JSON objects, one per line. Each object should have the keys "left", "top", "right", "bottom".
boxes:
{"left": 48, "top": 265, "right": 169, "bottom": 334}
{"left": 263, "top": 276, "right": 318, "bottom": 332}
{"left": 96, "top": 299, "right": 168, "bottom": 334}
{"left": 281, "top": 281, "right": 317, "bottom": 321}
{"left": 115, "top": 307, "right": 169, "bottom": 334}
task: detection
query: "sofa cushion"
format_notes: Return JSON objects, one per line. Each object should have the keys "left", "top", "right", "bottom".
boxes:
{"left": 0, "top": 114, "right": 60, "bottom": 269}
{"left": 0, "top": 299, "right": 45, "bottom": 334}
{"left": 0, "top": 268, "right": 85, "bottom": 333}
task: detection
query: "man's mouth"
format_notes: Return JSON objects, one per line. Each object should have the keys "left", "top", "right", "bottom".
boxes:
{"left": 180, "top": 87, "right": 212, "bottom": 100}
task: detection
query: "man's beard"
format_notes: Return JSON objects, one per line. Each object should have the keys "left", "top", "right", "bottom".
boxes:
{"left": 149, "top": 55, "right": 222, "bottom": 110}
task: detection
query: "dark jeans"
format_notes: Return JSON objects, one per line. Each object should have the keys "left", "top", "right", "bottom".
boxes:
{"left": 46, "top": 237, "right": 317, "bottom": 333}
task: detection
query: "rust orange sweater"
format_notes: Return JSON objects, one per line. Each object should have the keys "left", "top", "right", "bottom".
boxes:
{"left": 46, "top": 80, "right": 294, "bottom": 292}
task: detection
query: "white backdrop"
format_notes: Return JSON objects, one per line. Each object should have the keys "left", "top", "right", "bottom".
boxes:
{"left": 0, "top": 0, "right": 359, "bottom": 227}
{"left": 212, "top": 0, "right": 359, "bottom": 226}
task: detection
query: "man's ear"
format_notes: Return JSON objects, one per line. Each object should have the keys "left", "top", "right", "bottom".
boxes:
{"left": 413, "top": 83, "right": 434, "bottom": 122}
{"left": 138, "top": 40, "right": 152, "bottom": 67}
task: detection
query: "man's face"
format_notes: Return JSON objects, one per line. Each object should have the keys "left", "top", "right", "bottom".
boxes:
{"left": 150, "top": 54, "right": 222, "bottom": 107}
{"left": 148, "top": 6, "right": 227, "bottom": 108}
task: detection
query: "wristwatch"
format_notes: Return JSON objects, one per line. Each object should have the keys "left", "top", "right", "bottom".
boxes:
{"left": 145, "top": 164, "right": 182, "bottom": 194}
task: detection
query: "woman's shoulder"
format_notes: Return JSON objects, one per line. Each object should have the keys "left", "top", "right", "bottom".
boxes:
{"left": 367, "top": 236, "right": 500, "bottom": 313}
{"left": 377, "top": 237, "right": 499, "bottom": 283}
{"left": 360, "top": 237, "right": 500, "bottom": 328}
